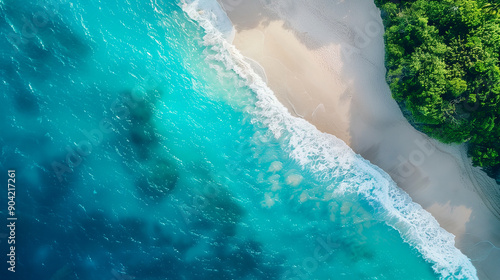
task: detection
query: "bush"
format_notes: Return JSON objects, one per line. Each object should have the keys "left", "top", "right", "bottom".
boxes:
{"left": 375, "top": 0, "right": 500, "bottom": 172}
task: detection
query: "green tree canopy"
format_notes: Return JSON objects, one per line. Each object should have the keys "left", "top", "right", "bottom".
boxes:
{"left": 375, "top": 0, "right": 500, "bottom": 177}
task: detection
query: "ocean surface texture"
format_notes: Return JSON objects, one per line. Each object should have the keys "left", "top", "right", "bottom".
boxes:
{"left": 0, "top": 0, "right": 477, "bottom": 279}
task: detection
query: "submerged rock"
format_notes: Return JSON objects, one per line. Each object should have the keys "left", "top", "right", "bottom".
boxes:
{"left": 136, "top": 159, "right": 179, "bottom": 202}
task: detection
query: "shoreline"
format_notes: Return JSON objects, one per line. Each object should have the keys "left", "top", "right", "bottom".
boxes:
{"left": 215, "top": 0, "right": 500, "bottom": 279}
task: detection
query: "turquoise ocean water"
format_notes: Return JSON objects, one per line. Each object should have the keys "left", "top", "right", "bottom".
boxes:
{"left": 0, "top": 0, "right": 477, "bottom": 279}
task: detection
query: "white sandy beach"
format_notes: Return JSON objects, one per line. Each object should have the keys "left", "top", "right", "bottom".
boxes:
{"left": 216, "top": 0, "right": 500, "bottom": 279}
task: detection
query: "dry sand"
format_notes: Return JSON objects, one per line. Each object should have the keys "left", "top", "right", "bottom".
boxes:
{"left": 216, "top": 0, "right": 500, "bottom": 279}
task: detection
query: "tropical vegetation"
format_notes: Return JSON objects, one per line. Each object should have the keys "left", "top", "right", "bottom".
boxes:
{"left": 374, "top": 0, "right": 500, "bottom": 181}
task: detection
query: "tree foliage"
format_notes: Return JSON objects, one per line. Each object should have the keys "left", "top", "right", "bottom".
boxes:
{"left": 375, "top": 0, "right": 500, "bottom": 174}
{"left": 483, "top": 1, "right": 500, "bottom": 15}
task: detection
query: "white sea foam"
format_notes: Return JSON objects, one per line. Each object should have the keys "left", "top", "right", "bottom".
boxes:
{"left": 181, "top": 0, "right": 235, "bottom": 42}
{"left": 181, "top": 1, "right": 478, "bottom": 279}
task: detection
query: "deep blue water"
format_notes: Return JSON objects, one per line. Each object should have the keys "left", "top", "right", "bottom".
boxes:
{"left": 0, "top": 0, "right": 476, "bottom": 279}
